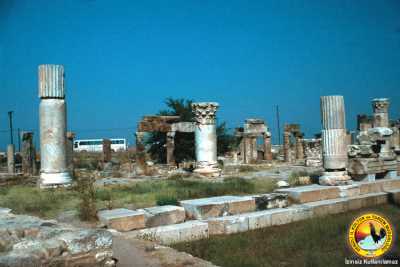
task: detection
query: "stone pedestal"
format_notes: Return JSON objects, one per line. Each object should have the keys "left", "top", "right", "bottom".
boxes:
{"left": 7, "top": 144, "right": 15, "bottom": 174}
{"left": 192, "top": 102, "right": 220, "bottom": 177}
{"left": 39, "top": 64, "right": 71, "bottom": 187}
{"left": 319, "top": 95, "right": 351, "bottom": 185}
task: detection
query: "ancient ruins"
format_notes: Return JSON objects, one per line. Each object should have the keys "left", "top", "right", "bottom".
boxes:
{"left": 1, "top": 66, "right": 399, "bottom": 266}
{"left": 235, "top": 119, "right": 272, "bottom": 163}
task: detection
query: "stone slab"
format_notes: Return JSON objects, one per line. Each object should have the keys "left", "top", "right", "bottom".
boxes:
{"left": 127, "top": 221, "right": 208, "bottom": 245}
{"left": 142, "top": 205, "right": 185, "bottom": 228}
{"left": 303, "top": 198, "right": 348, "bottom": 217}
{"left": 347, "top": 192, "right": 388, "bottom": 211}
{"left": 207, "top": 214, "right": 249, "bottom": 235}
{"left": 275, "top": 184, "right": 340, "bottom": 203}
{"left": 180, "top": 195, "right": 256, "bottom": 220}
{"left": 337, "top": 184, "right": 361, "bottom": 198}
{"left": 356, "top": 179, "right": 400, "bottom": 195}
{"left": 98, "top": 208, "right": 145, "bottom": 232}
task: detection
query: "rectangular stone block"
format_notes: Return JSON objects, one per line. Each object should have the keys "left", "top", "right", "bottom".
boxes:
{"left": 142, "top": 205, "right": 185, "bottom": 228}
{"left": 276, "top": 184, "right": 340, "bottom": 204}
{"left": 207, "top": 215, "right": 249, "bottom": 235}
{"left": 338, "top": 184, "right": 360, "bottom": 198}
{"left": 127, "top": 221, "right": 208, "bottom": 245}
{"left": 358, "top": 180, "right": 385, "bottom": 195}
{"left": 347, "top": 192, "right": 388, "bottom": 210}
{"left": 98, "top": 208, "right": 145, "bottom": 232}
{"left": 303, "top": 198, "right": 348, "bottom": 217}
{"left": 270, "top": 208, "right": 295, "bottom": 225}
{"left": 382, "top": 179, "right": 400, "bottom": 191}
{"left": 247, "top": 210, "right": 273, "bottom": 230}
{"left": 180, "top": 195, "right": 256, "bottom": 220}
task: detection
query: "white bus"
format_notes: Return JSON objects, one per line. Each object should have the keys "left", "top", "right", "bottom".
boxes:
{"left": 73, "top": 138, "right": 127, "bottom": 152}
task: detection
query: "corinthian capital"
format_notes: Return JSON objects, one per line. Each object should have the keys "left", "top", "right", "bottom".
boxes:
{"left": 192, "top": 102, "right": 219, "bottom": 125}
{"left": 372, "top": 98, "right": 389, "bottom": 113}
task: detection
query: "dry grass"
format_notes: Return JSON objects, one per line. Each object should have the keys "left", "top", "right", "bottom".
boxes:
{"left": 173, "top": 204, "right": 400, "bottom": 267}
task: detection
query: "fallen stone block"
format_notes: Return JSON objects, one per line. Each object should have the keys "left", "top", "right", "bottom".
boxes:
{"left": 127, "top": 221, "right": 209, "bottom": 245}
{"left": 180, "top": 195, "right": 256, "bottom": 220}
{"left": 142, "top": 205, "right": 185, "bottom": 228}
{"left": 98, "top": 208, "right": 145, "bottom": 232}
{"left": 207, "top": 215, "right": 249, "bottom": 235}
{"left": 275, "top": 184, "right": 340, "bottom": 204}
{"left": 250, "top": 193, "right": 288, "bottom": 210}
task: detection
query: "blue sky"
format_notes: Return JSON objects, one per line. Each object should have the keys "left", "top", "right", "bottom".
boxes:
{"left": 0, "top": 0, "right": 399, "bottom": 149}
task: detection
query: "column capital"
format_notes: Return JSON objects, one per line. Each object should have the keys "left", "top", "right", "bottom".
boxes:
{"left": 192, "top": 102, "right": 219, "bottom": 125}
{"left": 372, "top": 98, "right": 389, "bottom": 113}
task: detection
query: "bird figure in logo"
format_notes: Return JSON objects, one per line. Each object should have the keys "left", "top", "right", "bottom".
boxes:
{"left": 369, "top": 222, "right": 386, "bottom": 244}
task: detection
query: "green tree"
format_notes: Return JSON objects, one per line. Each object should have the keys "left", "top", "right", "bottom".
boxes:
{"left": 146, "top": 98, "right": 236, "bottom": 163}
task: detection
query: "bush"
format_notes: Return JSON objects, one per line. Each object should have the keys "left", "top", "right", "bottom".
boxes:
{"left": 75, "top": 176, "right": 98, "bottom": 221}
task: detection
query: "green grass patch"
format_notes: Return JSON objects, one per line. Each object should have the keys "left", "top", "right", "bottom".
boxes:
{"left": 173, "top": 204, "right": 400, "bottom": 267}
{"left": 0, "top": 177, "right": 276, "bottom": 219}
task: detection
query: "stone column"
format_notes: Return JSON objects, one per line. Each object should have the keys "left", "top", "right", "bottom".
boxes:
{"left": 372, "top": 98, "right": 389, "bottom": 128}
{"left": 372, "top": 98, "right": 394, "bottom": 159}
{"left": 263, "top": 133, "right": 273, "bottom": 161}
{"left": 295, "top": 136, "right": 304, "bottom": 160}
{"left": 7, "top": 144, "right": 15, "bottom": 174}
{"left": 250, "top": 136, "right": 258, "bottom": 163}
{"left": 166, "top": 131, "right": 176, "bottom": 165}
{"left": 22, "top": 132, "right": 34, "bottom": 176}
{"left": 243, "top": 136, "right": 252, "bottom": 164}
{"left": 102, "top": 139, "right": 112, "bottom": 162}
{"left": 135, "top": 131, "right": 146, "bottom": 166}
{"left": 192, "top": 102, "right": 220, "bottom": 177}
{"left": 39, "top": 64, "right": 71, "bottom": 187}
{"left": 66, "top": 132, "right": 75, "bottom": 174}
{"left": 319, "top": 95, "right": 351, "bottom": 185}
{"left": 283, "top": 130, "right": 290, "bottom": 162}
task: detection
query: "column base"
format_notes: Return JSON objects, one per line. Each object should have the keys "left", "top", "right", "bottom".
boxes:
{"left": 319, "top": 171, "right": 352, "bottom": 186}
{"left": 193, "top": 167, "right": 221, "bottom": 178}
{"left": 40, "top": 172, "right": 72, "bottom": 188}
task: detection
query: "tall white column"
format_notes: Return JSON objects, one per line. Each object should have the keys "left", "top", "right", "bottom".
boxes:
{"left": 192, "top": 102, "right": 221, "bottom": 177}
{"left": 39, "top": 64, "right": 71, "bottom": 187}
{"left": 319, "top": 95, "right": 351, "bottom": 185}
